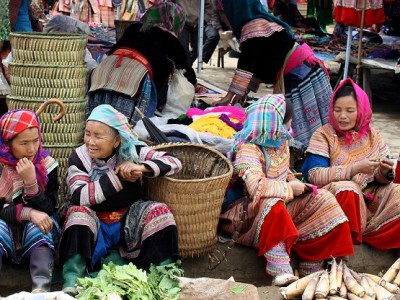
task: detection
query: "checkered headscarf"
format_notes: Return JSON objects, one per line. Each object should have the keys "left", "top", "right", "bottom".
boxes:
{"left": 0, "top": 110, "right": 49, "bottom": 189}
{"left": 231, "top": 94, "right": 291, "bottom": 153}
{"left": 140, "top": 2, "right": 185, "bottom": 36}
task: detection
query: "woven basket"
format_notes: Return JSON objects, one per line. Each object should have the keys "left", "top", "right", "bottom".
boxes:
{"left": 42, "top": 132, "right": 84, "bottom": 145}
{"left": 11, "top": 85, "right": 86, "bottom": 99}
{"left": 6, "top": 96, "right": 87, "bottom": 114}
{"left": 10, "top": 32, "right": 88, "bottom": 51}
{"left": 11, "top": 76, "right": 87, "bottom": 89}
{"left": 44, "top": 145, "right": 83, "bottom": 207}
{"left": 143, "top": 143, "right": 233, "bottom": 258}
{"left": 11, "top": 49, "right": 86, "bottom": 66}
{"left": 8, "top": 63, "right": 87, "bottom": 80}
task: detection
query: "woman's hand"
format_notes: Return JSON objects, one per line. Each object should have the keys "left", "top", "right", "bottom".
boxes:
{"left": 352, "top": 159, "right": 381, "bottom": 176}
{"left": 212, "top": 91, "right": 235, "bottom": 106}
{"left": 115, "top": 162, "right": 146, "bottom": 182}
{"left": 378, "top": 159, "right": 394, "bottom": 177}
{"left": 30, "top": 209, "right": 53, "bottom": 234}
{"left": 288, "top": 180, "right": 306, "bottom": 196}
{"left": 16, "top": 158, "right": 37, "bottom": 186}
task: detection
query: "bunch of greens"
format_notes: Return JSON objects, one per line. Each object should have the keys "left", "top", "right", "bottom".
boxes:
{"left": 76, "top": 260, "right": 183, "bottom": 300}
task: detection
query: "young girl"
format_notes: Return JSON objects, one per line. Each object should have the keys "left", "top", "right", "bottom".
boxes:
{"left": 0, "top": 109, "right": 59, "bottom": 293}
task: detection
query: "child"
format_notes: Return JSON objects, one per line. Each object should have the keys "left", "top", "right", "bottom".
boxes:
{"left": 0, "top": 109, "right": 59, "bottom": 293}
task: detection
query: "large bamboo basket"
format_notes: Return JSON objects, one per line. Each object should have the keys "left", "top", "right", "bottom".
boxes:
{"left": 11, "top": 85, "right": 86, "bottom": 99}
{"left": 8, "top": 62, "right": 87, "bottom": 80}
{"left": 10, "top": 32, "right": 87, "bottom": 65}
{"left": 6, "top": 96, "right": 87, "bottom": 114}
{"left": 143, "top": 143, "right": 233, "bottom": 258}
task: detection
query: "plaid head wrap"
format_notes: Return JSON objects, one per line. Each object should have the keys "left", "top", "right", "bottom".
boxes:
{"left": 140, "top": 2, "right": 186, "bottom": 36}
{"left": 0, "top": 110, "right": 50, "bottom": 189}
{"left": 328, "top": 78, "right": 372, "bottom": 145}
{"left": 87, "top": 105, "right": 146, "bottom": 163}
{"left": 231, "top": 94, "right": 291, "bottom": 155}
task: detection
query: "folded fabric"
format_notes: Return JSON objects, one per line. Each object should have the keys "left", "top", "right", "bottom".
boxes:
{"left": 189, "top": 115, "right": 237, "bottom": 139}
{"left": 187, "top": 106, "right": 245, "bottom": 123}
{"left": 219, "top": 114, "right": 243, "bottom": 132}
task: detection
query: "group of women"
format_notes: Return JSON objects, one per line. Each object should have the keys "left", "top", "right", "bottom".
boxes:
{"left": 0, "top": 0, "right": 399, "bottom": 295}
{"left": 0, "top": 104, "right": 183, "bottom": 295}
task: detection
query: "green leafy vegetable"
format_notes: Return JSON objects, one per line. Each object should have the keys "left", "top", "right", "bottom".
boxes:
{"left": 76, "top": 261, "right": 183, "bottom": 300}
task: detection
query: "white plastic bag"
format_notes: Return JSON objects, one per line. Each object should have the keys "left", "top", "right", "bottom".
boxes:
{"left": 163, "top": 69, "right": 195, "bottom": 118}
{"left": 0, "top": 70, "right": 10, "bottom": 96}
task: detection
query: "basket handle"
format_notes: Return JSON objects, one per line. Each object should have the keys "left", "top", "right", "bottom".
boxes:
{"left": 36, "top": 98, "right": 66, "bottom": 122}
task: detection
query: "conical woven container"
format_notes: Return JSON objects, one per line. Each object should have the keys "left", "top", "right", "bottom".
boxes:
{"left": 10, "top": 32, "right": 87, "bottom": 65}
{"left": 143, "top": 143, "right": 233, "bottom": 258}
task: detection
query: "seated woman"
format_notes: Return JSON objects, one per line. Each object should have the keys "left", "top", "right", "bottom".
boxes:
{"left": 302, "top": 78, "right": 400, "bottom": 250}
{"left": 87, "top": 2, "right": 196, "bottom": 125}
{"left": 0, "top": 109, "right": 59, "bottom": 293}
{"left": 59, "top": 104, "right": 182, "bottom": 295}
{"left": 220, "top": 95, "right": 353, "bottom": 286}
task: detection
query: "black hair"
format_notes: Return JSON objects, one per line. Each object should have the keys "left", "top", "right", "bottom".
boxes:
{"left": 334, "top": 84, "right": 356, "bottom": 102}
{"left": 283, "top": 99, "right": 293, "bottom": 124}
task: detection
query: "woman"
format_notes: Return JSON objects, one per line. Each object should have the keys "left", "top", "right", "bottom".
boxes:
{"left": 59, "top": 104, "right": 182, "bottom": 295}
{"left": 87, "top": 2, "right": 196, "bottom": 124}
{"left": 0, "top": 109, "right": 59, "bottom": 293}
{"left": 213, "top": 0, "right": 332, "bottom": 149}
{"left": 220, "top": 95, "right": 353, "bottom": 286}
{"left": 302, "top": 78, "right": 400, "bottom": 250}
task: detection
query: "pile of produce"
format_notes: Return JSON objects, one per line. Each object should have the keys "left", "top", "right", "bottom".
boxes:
{"left": 280, "top": 258, "right": 400, "bottom": 299}
{"left": 75, "top": 261, "right": 184, "bottom": 300}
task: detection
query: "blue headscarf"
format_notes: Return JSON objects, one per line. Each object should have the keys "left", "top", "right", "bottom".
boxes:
{"left": 221, "top": 0, "right": 294, "bottom": 39}
{"left": 87, "top": 105, "right": 146, "bottom": 163}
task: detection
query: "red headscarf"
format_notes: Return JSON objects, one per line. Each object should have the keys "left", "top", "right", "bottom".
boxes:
{"left": 0, "top": 110, "right": 49, "bottom": 190}
{"left": 328, "top": 78, "right": 372, "bottom": 145}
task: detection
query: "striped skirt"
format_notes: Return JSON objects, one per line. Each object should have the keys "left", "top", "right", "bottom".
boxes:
{"left": 0, "top": 217, "right": 60, "bottom": 264}
{"left": 285, "top": 65, "right": 332, "bottom": 148}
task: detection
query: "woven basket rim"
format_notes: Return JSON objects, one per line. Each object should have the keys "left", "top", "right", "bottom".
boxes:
{"left": 7, "top": 95, "right": 88, "bottom": 102}
{"left": 149, "top": 142, "right": 233, "bottom": 183}
{"left": 10, "top": 32, "right": 87, "bottom": 39}
{"left": 8, "top": 62, "right": 87, "bottom": 68}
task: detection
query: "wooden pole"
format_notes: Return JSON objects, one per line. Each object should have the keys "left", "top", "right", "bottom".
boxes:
{"left": 356, "top": 0, "right": 367, "bottom": 84}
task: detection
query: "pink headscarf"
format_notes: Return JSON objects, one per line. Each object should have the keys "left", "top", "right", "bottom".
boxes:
{"left": 328, "top": 78, "right": 372, "bottom": 144}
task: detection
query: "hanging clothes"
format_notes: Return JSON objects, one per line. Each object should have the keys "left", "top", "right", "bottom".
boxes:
{"left": 334, "top": 0, "right": 385, "bottom": 27}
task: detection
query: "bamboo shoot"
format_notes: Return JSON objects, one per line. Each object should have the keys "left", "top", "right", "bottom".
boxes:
{"left": 339, "top": 281, "right": 347, "bottom": 298}
{"left": 280, "top": 271, "right": 324, "bottom": 299}
{"left": 382, "top": 258, "right": 400, "bottom": 283}
{"left": 337, "top": 260, "right": 344, "bottom": 291}
{"left": 315, "top": 270, "right": 330, "bottom": 299}
{"left": 343, "top": 265, "right": 365, "bottom": 298}
{"left": 330, "top": 258, "right": 338, "bottom": 294}
{"left": 302, "top": 273, "right": 320, "bottom": 300}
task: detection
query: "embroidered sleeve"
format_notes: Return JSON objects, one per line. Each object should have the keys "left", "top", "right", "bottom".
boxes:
{"left": 305, "top": 127, "right": 331, "bottom": 158}
{"left": 308, "top": 165, "right": 352, "bottom": 186}
{"left": 228, "top": 69, "right": 253, "bottom": 96}
{"left": 138, "top": 146, "right": 182, "bottom": 177}
{"left": 23, "top": 168, "right": 59, "bottom": 215}
{"left": 67, "top": 150, "right": 123, "bottom": 207}
{"left": 234, "top": 143, "right": 293, "bottom": 210}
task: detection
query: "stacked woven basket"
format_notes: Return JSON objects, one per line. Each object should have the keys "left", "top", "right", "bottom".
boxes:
{"left": 6, "top": 32, "right": 89, "bottom": 205}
